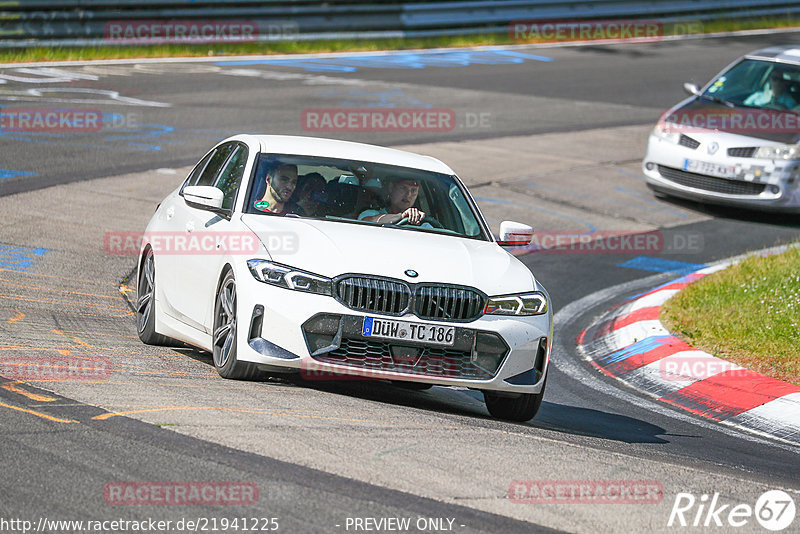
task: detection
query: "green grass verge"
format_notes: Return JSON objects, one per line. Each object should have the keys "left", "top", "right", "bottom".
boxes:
{"left": 1, "top": 16, "right": 798, "bottom": 64}
{"left": 660, "top": 245, "right": 800, "bottom": 386}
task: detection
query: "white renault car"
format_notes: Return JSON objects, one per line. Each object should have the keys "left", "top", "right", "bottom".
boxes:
{"left": 136, "top": 135, "right": 552, "bottom": 421}
{"left": 643, "top": 45, "right": 800, "bottom": 211}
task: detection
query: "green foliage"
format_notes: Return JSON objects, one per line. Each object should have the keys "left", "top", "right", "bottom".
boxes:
{"left": 661, "top": 246, "right": 800, "bottom": 385}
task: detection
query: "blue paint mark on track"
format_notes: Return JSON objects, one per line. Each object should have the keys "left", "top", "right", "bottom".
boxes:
{"left": 0, "top": 169, "right": 37, "bottom": 180}
{"left": 0, "top": 244, "right": 49, "bottom": 272}
{"left": 598, "top": 335, "right": 672, "bottom": 365}
{"left": 618, "top": 256, "right": 707, "bottom": 274}
{"left": 217, "top": 49, "right": 553, "bottom": 72}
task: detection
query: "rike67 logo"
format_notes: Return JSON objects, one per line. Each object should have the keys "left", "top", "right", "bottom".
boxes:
{"left": 668, "top": 490, "right": 796, "bottom": 531}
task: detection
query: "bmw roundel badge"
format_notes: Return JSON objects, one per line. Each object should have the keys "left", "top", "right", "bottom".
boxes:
{"left": 404, "top": 269, "right": 418, "bottom": 278}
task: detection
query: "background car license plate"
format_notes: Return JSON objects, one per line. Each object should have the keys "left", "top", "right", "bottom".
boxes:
{"left": 683, "top": 158, "right": 736, "bottom": 179}
{"left": 362, "top": 317, "right": 455, "bottom": 346}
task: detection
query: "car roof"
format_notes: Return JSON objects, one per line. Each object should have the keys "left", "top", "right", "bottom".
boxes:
{"left": 239, "top": 135, "right": 455, "bottom": 175}
{"left": 745, "top": 46, "right": 800, "bottom": 65}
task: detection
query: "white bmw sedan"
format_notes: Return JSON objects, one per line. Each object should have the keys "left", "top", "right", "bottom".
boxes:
{"left": 643, "top": 45, "right": 800, "bottom": 211}
{"left": 137, "top": 135, "right": 552, "bottom": 421}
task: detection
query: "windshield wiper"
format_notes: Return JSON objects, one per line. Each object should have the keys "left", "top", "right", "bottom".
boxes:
{"left": 698, "top": 93, "right": 735, "bottom": 108}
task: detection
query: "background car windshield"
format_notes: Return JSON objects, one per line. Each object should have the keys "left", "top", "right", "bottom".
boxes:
{"left": 246, "top": 153, "right": 490, "bottom": 240}
{"left": 703, "top": 59, "right": 800, "bottom": 109}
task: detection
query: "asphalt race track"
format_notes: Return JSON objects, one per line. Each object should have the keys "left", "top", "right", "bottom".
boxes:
{"left": 1, "top": 34, "right": 800, "bottom": 533}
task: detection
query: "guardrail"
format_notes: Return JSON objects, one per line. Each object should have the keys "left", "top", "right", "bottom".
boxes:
{"left": 1, "top": 0, "right": 799, "bottom": 47}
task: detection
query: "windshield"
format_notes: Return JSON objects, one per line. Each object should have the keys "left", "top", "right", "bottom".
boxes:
{"left": 703, "top": 58, "right": 800, "bottom": 112}
{"left": 244, "top": 153, "right": 490, "bottom": 241}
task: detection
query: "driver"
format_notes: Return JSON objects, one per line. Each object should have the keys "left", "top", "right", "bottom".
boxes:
{"left": 744, "top": 68, "right": 798, "bottom": 110}
{"left": 358, "top": 178, "right": 428, "bottom": 225}
{"left": 254, "top": 163, "right": 299, "bottom": 214}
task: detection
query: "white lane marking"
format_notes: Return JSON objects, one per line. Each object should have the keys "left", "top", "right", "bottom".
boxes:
{"left": 0, "top": 67, "right": 99, "bottom": 84}
{"left": 0, "top": 87, "right": 171, "bottom": 107}
{"left": 728, "top": 393, "right": 800, "bottom": 441}
{"left": 589, "top": 320, "right": 670, "bottom": 351}
{"left": 627, "top": 288, "right": 679, "bottom": 311}
{"left": 219, "top": 68, "right": 368, "bottom": 86}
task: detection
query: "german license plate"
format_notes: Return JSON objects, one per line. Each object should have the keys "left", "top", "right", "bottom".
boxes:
{"left": 362, "top": 317, "right": 455, "bottom": 346}
{"left": 683, "top": 158, "right": 736, "bottom": 179}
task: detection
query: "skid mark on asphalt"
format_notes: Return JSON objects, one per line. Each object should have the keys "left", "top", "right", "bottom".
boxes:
{"left": 0, "top": 400, "right": 77, "bottom": 423}
{"left": 0, "top": 265, "right": 216, "bottom": 393}
{"left": 2, "top": 381, "right": 56, "bottom": 402}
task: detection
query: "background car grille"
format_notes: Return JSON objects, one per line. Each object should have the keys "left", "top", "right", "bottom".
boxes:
{"left": 657, "top": 165, "right": 766, "bottom": 196}
{"left": 414, "top": 285, "right": 485, "bottom": 321}
{"left": 315, "top": 338, "right": 494, "bottom": 380}
{"left": 336, "top": 277, "right": 410, "bottom": 315}
{"left": 678, "top": 134, "right": 700, "bottom": 149}
{"left": 727, "top": 147, "right": 758, "bottom": 158}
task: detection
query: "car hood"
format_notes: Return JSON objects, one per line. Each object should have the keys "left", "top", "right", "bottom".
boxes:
{"left": 665, "top": 99, "right": 800, "bottom": 144}
{"left": 241, "top": 215, "right": 537, "bottom": 295}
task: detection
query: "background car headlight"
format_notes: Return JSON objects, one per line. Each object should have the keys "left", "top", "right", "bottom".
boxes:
{"left": 247, "top": 259, "right": 333, "bottom": 296}
{"left": 754, "top": 144, "right": 800, "bottom": 160}
{"left": 485, "top": 291, "right": 547, "bottom": 316}
{"left": 652, "top": 121, "right": 681, "bottom": 144}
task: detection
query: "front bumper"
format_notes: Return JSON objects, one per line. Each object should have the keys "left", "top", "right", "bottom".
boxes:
{"left": 642, "top": 133, "right": 800, "bottom": 212}
{"left": 234, "top": 271, "right": 552, "bottom": 394}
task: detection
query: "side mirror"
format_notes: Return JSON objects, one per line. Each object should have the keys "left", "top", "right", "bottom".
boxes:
{"left": 183, "top": 186, "right": 224, "bottom": 211}
{"left": 683, "top": 82, "right": 700, "bottom": 96}
{"left": 497, "top": 221, "right": 534, "bottom": 247}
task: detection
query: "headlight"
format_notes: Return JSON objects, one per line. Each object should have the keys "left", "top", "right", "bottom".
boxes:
{"left": 753, "top": 144, "right": 800, "bottom": 160}
{"left": 484, "top": 291, "right": 547, "bottom": 316}
{"left": 652, "top": 121, "right": 681, "bottom": 144}
{"left": 247, "top": 259, "right": 333, "bottom": 296}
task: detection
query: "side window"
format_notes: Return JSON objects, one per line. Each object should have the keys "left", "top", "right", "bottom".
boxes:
{"left": 215, "top": 143, "right": 249, "bottom": 210}
{"left": 449, "top": 184, "right": 479, "bottom": 236}
{"left": 195, "top": 143, "right": 236, "bottom": 187}
{"left": 183, "top": 149, "right": 216, "bottom": 190}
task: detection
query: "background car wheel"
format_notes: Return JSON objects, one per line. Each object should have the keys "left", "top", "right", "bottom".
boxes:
{"left": 136, "top": 248, "right": 173, "bottom": 346}
{"left": 483, "top": 376, "right": 547, "bottom": 422}
{"left": 213, "top": 270, "right": 262, "bottom": 380}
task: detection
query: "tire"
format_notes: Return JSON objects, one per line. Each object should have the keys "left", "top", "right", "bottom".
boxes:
{"left": 212, "top": 270, "right": 261, "bottom": 380}
{"left": 483, "top": 375, "right": 547, "bottom": 422}
{"left": 136, "top": 248, "right": 173, "bottom": 346}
